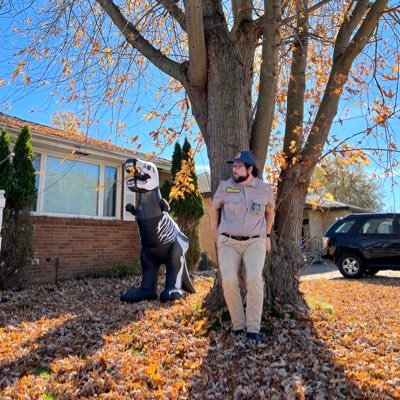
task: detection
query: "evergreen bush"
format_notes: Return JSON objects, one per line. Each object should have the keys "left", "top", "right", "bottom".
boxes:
{"left": 0, "top": 130, "right": 13, "bottom": 202}
{"left": 167, "top": 139, "right": 204, "bottom": 270}
{"left": 0, "top": 126, "right": 37, "bottom": 289}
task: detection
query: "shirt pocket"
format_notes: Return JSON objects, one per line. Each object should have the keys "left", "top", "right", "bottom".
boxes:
{"left": 250, "top": 196, "right": 267, "bottom": 215}
{"left": 224, "top": 194, "right": 243, "bottom": 216}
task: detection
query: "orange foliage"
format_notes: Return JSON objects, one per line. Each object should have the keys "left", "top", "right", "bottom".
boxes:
{"left": 1, "top": 276, "right": 399, "bottom": 398}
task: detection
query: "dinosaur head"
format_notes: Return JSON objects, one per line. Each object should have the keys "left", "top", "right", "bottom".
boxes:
{"left": 125, "top": 158, "right": 159, "bottom": 192}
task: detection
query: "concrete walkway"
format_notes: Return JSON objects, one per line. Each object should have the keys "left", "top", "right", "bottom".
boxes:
{"left": 300, "top": 260, "right": 400, "bottom": 280}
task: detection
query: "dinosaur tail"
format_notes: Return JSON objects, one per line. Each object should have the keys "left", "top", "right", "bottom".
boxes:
{"left": 182, "top": 260, "right": 196, "bottom": 294}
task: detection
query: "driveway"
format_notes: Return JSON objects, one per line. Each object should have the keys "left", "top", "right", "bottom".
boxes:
{"left": 299, "top": 260, "right": 400, "bottom": 280}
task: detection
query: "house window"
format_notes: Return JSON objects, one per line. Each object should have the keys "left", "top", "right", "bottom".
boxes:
{"left": 32, "top": 153, "right": 41, "bottom": 212}
{"left": 103, "top": 166, "right": 117, "bottom": 217}
{"left": 32, "top": 154, "right": 119, "bottom": 218}
{"left": 44, "top": 156, "right": 100, "bottom": 215}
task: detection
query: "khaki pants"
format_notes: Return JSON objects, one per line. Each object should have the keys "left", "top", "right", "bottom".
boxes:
{"left": 217, "top": 235, "right": 266, "bottom": 333}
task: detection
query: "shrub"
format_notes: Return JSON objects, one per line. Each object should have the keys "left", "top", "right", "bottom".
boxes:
{"left": 0, "top": 126, "right": 37, "bottom": 289}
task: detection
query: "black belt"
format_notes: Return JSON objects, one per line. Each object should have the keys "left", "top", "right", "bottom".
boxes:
{"left": 222, "top": 233, "right": 260, "bottom": 241}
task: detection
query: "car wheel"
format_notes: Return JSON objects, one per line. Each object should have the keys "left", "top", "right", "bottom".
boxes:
{"left": 365, "top": 269, "right": 379, "bottom": 276}
{"left": 337, "top": 253, "right": 365, "bottom": 278}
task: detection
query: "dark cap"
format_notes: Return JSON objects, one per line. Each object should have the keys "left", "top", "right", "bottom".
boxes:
{"left": 227, "top": 150, "right": 257, "bottom": 166}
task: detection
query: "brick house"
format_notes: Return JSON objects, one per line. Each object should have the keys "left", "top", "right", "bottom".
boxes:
{"left": 0, "top": 113, "right": 171, "bottom": 284}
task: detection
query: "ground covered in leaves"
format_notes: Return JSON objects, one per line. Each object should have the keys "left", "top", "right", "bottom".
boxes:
{"left": 0, "top": 274, "right": 399, "bottom": 399}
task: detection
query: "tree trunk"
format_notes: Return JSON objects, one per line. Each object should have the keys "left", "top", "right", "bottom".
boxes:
{"left": 269, "top": 164, "right": 309, "bottom": 310}
{"left": 188, "top": 1, "right": 256, "bottom": 193}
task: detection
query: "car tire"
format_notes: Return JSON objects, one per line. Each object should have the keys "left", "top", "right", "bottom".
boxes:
{"left": 337, "top": 253, "right": 365, "bottom": 278}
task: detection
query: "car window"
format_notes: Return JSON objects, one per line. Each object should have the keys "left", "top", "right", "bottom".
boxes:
{"left": 334, "top": 220, "right": 355, "bottom": 233}
{"left": 395, "top": 217, "right": 400, "bottom": 234}
{"left": 360, "top": 218, "right": 395, "bottom": 235}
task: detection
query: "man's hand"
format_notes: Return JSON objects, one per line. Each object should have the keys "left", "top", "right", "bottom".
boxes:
{"left": 213, "top": 228, "right": 219, "bottom": 243}
{"left": 266, "top": 237, "right": 271, "bottom": 254}
{"left": 211, "top": 207, "right": 221, "bottom": 243}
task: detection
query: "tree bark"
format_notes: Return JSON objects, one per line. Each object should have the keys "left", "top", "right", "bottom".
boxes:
{"left": 250, "top": 0, "right": 281, "bottom": 168}
{"left": 190, "top": 0, "right": 257, "bottom": 193}
{"left": 268, "top": 0, "right": 310, "bottom": 310}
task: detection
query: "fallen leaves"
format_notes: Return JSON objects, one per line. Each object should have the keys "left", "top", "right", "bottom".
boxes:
{"left": 0, "top": 275, "right": 399, "bottom": 399}
{"left": 301, "top": 278, "right": 400, "bottom": 399}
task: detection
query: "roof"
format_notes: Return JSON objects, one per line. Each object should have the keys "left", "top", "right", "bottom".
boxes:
{"left": 304, "top": 195, "right": 370, "bottom": 213}
{"left": 197, "top": 171, "right": 213, "bottom": 194}
{"left": 197, "top": 172, "right": 371, "bottom": 212}
{"left": 0, "top": 112, "right": 170, "bottom": 169}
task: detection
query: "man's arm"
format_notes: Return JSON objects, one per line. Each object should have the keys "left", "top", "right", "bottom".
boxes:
{"left": 265, "top": 205, "right": 275, "bottom": 254}
{"left": 211, "top": 206, "right": 221, "bottom": 243}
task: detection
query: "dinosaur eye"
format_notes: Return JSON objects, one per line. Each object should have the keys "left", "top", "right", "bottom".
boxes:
{"left": 127, "top": 166, "right": 136, "bottom": 175}
{"left": 146, "top": 165, "right": 151, "bottom": 170}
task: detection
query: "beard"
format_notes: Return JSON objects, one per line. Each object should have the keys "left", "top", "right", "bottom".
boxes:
{"left": 233, "top": 172, "right": 249, "bottom": 183}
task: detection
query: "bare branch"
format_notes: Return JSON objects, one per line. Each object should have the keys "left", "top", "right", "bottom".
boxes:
{"left": 342, "top": 0, "right": 390, "bottom": 65}
{"left": 282, "top": 0, "right": 309, "bottom": 160}
{"left": 281, "top": 0, "right": 332, "bottom": 27}
{"left": 333, "top": 0, "right": 370, "bottom": 61}
{"left": 254, "top": 0, "right": 331, "bottom": 38}
{"left": 232, "top": 0, "right": 253, "bottom": 27}
{"left": 186, "top": 0, "right": 207, "bottom": 88}
{"left": 95, "top": 0, "right": 185, "bottom": 83}
{"left": 302, "top": 0, "right": 389, "bottom": 166}
{"left": 155, "top": 0, "right": 187, "bottom": 32}
{"left": 250, "top": 0, "right": 281, "bottom": 167}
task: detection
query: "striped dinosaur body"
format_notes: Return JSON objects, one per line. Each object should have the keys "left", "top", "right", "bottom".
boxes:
{"left": 120, "top": 158, "right": 195, "bottom": 303}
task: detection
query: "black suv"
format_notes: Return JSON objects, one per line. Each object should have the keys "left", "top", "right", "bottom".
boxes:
{"left": 322, "top": 213, "right": 400, "bottom": 278}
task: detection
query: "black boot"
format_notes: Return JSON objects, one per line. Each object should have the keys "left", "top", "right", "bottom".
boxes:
{"left": 246, "top": 332, "right": 261, "bottom": 344}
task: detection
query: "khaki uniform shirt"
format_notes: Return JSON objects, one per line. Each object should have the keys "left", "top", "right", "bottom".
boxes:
{"left": 212, "top": 177, "right": 275, "bottom": 238}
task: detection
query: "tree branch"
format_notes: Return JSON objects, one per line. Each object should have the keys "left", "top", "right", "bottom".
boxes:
{"left": 254, "top": 0, "right": 331, "bottom": 39}
{"left": 95, "top": 0, "right": 185, "bottom": 83}
{"left": 333, "top": 0, "right": 370, "bottom": 61}
{"left": 232, "top": 0, "right": 253, "bottom": 27}
{"left": 281, "top": 0, "right": 332, "bottom": 27}
{"left": 301, "top": 0, "right": 389, "bottom": 166}
{"left": 250, "top": 0, "right": 281, "bottom": 168}
{"left": 155, "top": 0, "right": 187, "bottom": 32}
{"left": 342, "top": 0, "right": 389, "bottom": 66}
{"left": 186, "top": 0, "right": 207, "bottom": 88}
{"left": 282, "top": 0, "right": 309, "bottom": 160}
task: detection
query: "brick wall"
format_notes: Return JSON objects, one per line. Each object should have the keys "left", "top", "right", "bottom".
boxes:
{"left": 26, "top": 216, "right": 141, "bottom": 284}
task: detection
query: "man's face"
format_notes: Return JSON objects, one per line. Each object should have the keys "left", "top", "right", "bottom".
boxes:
{"left": 232, "top": 162, "right": 250, "bottom": 183}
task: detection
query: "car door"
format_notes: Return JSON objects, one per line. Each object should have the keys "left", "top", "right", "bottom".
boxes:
{"left": 358, "top": 215, "right": 400, "bottom": 266}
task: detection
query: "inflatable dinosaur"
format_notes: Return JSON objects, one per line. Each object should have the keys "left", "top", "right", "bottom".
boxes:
{"left": 120, "top": 158, "right": 196, "bottom": 303}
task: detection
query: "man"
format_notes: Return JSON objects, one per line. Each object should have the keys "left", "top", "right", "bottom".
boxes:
{"left": 211, "top": 150, "right": 275, "bottom": 344}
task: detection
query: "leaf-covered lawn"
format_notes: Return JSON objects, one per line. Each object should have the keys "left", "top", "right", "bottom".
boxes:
{"left": 0, "top": 274, "right": 399, "bottom": 399}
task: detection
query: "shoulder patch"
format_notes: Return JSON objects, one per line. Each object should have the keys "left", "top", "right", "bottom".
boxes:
{"left": 226, "top": 187, "right": 241, "bottom": 193}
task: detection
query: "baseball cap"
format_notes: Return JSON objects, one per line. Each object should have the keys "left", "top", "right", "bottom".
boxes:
{"left": 227, "top": 150, "right": 257, "bottom": 166}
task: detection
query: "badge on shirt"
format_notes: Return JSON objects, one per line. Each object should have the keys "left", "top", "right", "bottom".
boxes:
{"left": 252, "top": 202, "right": 262, "bottom": 213}
{"left": 226, "top": 187, "right": 241, "bottom": 193}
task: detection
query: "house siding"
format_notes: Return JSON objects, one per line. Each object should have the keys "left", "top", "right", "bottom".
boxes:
{"left": 26, "top": 216, "right": 141, "bottom": 284}
{"left": 199, "top": 196, "right": 216, "bottom": 262}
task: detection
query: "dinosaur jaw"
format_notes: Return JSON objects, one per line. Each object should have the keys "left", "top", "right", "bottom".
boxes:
{"left": 125, "top": 158, "right": 159, "bottom": 192}
{"left": 126, "top": 173, "right": 151, "bottom": 193}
